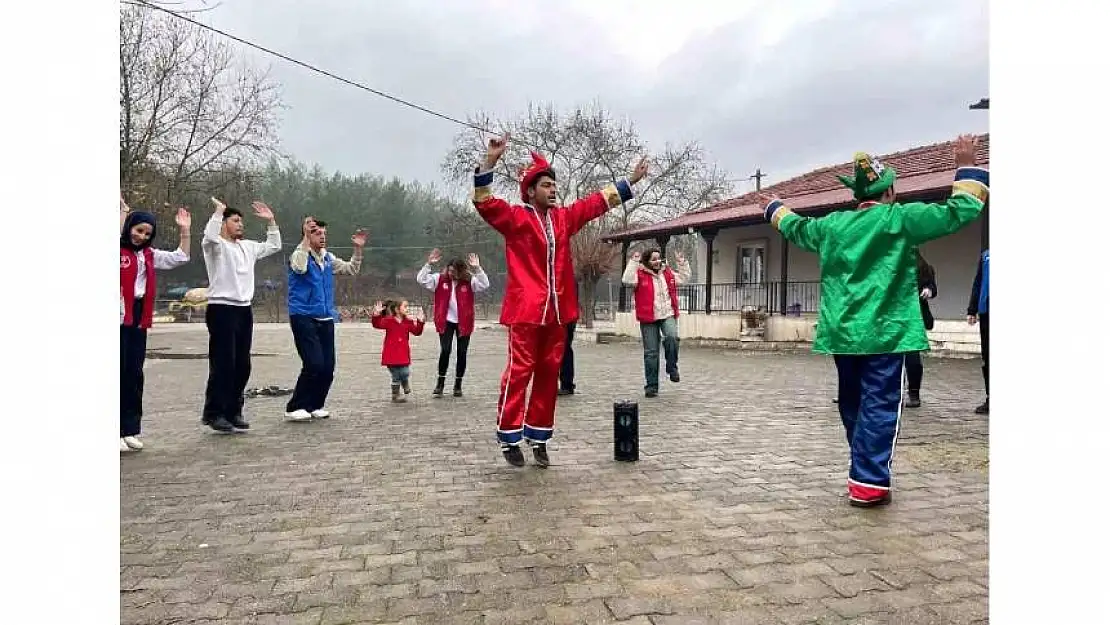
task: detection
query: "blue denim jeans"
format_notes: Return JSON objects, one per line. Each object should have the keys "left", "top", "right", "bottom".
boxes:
{"left": 387, "top": 365, "right": 411, "bottom": 384}
{"left": 640, "top": 317, "right": 679, "bottom": 390}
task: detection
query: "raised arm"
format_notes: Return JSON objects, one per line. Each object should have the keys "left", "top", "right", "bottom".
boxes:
{"left": 153, "top": 207, "right": 192, "bottom": 270}
{"left": 565, "top": 157, "right": 649, "bottom": 236}
{"left": 621, "top": 252, "right": 641, "bottom": 286}
{"left": 472, "top": 134, "right": 519, "bottom": 236}
{"left": 202, "top": 197, "right": 225, "bottom": 249}
{"left": 332, "top": 229, "right": 366, "bottom": 276}
{"left": 417, "top": 248, "right": 441, "bottom": 290}
{"left": 244, "top": 201, "right": 282, "bottom": 260}
{"left": 672, "top": 252, "right": 692, "bottom": 285}
{"left": 898, "top": 136, "right": 988, "bottom": 244}
{"left": 761, "top": 196, "right": 826, "bottom": 254}
{"left": 468, "top": 253, "right": 490, "bottom": 293}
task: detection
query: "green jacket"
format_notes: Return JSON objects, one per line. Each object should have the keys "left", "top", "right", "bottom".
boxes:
{"left": 770, "top": 169, "right": 988, "bottom": 355}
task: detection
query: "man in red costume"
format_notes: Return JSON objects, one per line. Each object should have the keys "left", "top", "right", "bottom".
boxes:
{"left": 473, "top": 134, "right": 648, "bottom": 467}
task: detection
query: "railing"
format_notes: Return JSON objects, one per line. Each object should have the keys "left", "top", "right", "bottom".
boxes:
{"left": 619, "top": 281, "right": 821, "bottom": 315}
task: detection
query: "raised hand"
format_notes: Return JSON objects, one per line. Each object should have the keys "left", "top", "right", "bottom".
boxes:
{"left": 428, "top": 248, "right": 442, "bottom": 264}
{"left": 674, "top": 250, "right": 686, "bottom": 264}
{"left": 630, "top": 251, "right": 642, "bottom": 264}
{"left": 210, "top": 197, "right": 227, "bottom": 214}
{"left": 630, "top": 156, "right": 650, "bottom": 184}
{"left": 485, "top": 133, "right": 510, "bottom": 167}
{"left": 175, "top": 207, "right": 191, "bottom": 230}
{"left": 351, "top": 229, "right": 368, "bottom": 248}
{"left": 414, "top": 308, "right": 426, "bottom": 322}
{"left": 120, "top": 194, "right": 130, "bottom": 214}
{"left": 251, "top": 201, "right": 275, "bottom": 221}
{"left": 467, "top": 253, "right": 479, "bottom": 267}
{"left": 373, "top": 301, "right": 385, "bottom": 315}
{"left": 954, "top": 134, "right": 979, "bottom": 168}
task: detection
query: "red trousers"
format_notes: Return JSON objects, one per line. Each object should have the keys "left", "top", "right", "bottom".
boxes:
{"left": 496, "top": 321, "right": 566, "bottom": 446}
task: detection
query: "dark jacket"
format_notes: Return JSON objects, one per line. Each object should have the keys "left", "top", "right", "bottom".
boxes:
{"left": 967, "top": 249, "right": 989, "bottom": 316}
{"left": 917, "top": 257, "right": 938, "bottom": 331}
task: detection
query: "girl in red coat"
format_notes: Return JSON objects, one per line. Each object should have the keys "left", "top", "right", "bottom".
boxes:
{"left": 472, "top": 134, "right": 648, "bottom": 467}
{"left": 371, "top": 299, "right": 425, "bottom": 403}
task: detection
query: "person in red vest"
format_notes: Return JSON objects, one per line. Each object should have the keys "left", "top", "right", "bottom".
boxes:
{"left": 371, "top": 299, "right": 426, "bottom": 403}
{"left": 622, "top": 248, "right": 691, "bottom": 397}
{"left": 473, "top": 133, "right": 649, "bottom": 467}
{"left": 417, "top": 248, "right": 491, "bottom": 397}
{"left": 120, "top": 195, "right": 192, "bottom": 452}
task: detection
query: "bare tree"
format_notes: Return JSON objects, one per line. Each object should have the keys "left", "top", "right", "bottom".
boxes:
{"left": 441, "top": 102, "right": 733, "bottom": 327}
{"left": 119, "top": 4, "right": 282, "bottom": 206}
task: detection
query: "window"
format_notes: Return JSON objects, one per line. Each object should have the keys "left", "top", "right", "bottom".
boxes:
{"left": 736, "top": 240, "right": 766, "bottom": 285}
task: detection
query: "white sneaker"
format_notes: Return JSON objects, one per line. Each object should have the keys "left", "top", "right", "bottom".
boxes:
{"left": 120, "top": 438, "right": 131, "bottom": 452}
{"left": 310, "top": 409, "right": 330, "bottom": 419}
{"left": 123, "top": 436, "right": 144, "bottom": 450}
{"left": 285, "top": 409, "right": 312, "bottom": 422}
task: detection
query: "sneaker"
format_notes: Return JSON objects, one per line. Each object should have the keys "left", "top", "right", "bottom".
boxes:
{"left": 531, "top": 442, "right": 550, "bottom": 468}
{"left": 502, "top": 445, "right": 525, "bottom": 467}
{"left": 228, "top": 416, "right": 251, "bottom": 430}
{"left": 122, "top": 436, "right": 144, "bottom": 450}
{"left": 120, "top": 438, "right": 131, "bottom": 452}
{"left": 905, "top": 391, "right": 921, "bottom": 408}
{"left": 310, "top": 409, "right": 330, "bottom": 419}
{"left": 209, "top": 417, "right": 235, "bottom": 432}
{"left": 285, "top": 409, "right": 312, "bottom": 422}
{"left": 558, "top": 388, "right": 574, "bottom": 396}
{"left": 849, "top": 492, "right": 893, "bottom": 508}
{"left": 645, "top": 387, "right": 658, "bottom": 398}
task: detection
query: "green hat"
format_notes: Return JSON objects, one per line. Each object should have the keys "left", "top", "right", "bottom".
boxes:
{"left": 837, "top": 152, "right": 896, "bottom": 201}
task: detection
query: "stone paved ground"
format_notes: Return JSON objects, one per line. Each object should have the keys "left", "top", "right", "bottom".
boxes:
{"left": 121, "top": 323, "right": 988, "bottom": 625}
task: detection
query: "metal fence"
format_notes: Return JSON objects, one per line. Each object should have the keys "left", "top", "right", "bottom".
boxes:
{"left": 618, "top": 281, "right": 822, "bottom": 315}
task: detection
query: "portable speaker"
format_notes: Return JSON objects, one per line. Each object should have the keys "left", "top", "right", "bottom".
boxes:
{"left": 613, "top": 400, "right": 639, "bottom": 462}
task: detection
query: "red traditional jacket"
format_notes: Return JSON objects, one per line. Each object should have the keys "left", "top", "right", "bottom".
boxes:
{"left": 633, "top": 267, "right": 680, "bottom": 323}
{"left": 371, "top": 314, "right": 425, "bottom": 366}
{"left": 473, "top": 169, "right": 635, "bottom": 326}
{"left": 120, "top": 247, "right": 156, "bottom": 329}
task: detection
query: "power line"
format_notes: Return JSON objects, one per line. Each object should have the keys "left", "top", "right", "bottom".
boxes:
{"left": 122, "top": 0, "right": 752, "bottom": 186}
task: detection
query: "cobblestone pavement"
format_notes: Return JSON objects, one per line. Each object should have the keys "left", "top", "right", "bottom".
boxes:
{"left": 121, "top": 323, "right": 988, "bottom": 625}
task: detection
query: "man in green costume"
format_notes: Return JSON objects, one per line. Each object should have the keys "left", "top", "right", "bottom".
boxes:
{"left": 758, "top": 134, "right": 988, "bottom": 507}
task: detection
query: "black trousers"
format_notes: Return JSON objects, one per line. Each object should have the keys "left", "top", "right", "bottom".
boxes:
{"left": 979, "top": 313, "right": 989, "bottom": 395}
{"left": 560, "top": 322, "right": 576, "bottom": 391}
{"left": 203, "top": 304, "right": 254, "bottom": 422}
{"left": 120, "top": 298, "right": 148, "bottom": 437}
{"left": 437, "top": 322, "right": 472, "bottom": 379}
{"left": 286, "top": 315, "right": 336, "bottom": 412}
{"left": 905, "top": 351, "right": 924, "bottom": 393}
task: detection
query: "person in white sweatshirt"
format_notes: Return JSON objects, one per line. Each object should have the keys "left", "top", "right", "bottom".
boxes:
{"left": 200, "top": 197, "right": 282, "bottom": 433}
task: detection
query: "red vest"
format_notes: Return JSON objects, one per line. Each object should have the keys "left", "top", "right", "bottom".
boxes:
{"left": 433, "top": 273, "right": 476, "bottom": 337}
{"left": 633, "top": 267, "right": 680, "bottom": 323}
{"left": 120, "top": 247, "right": 156, "bottom": 329}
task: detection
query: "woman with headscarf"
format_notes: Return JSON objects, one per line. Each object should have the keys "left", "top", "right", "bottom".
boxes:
{"left": 120, "top": 196, "right": 192, "bottom": 452}
{"left": 904, "top": 249, "right": 938, "bottom": 408}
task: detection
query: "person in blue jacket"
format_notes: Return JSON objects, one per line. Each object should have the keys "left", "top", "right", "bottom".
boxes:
{"left": 967, "top": 248, "right": 989, "bottom": 415}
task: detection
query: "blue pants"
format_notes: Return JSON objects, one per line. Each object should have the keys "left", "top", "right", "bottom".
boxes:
{"left": 388, "top": 365, "right": 411, "bottom": 384}
{"left": 834, "top": 354, "right": 906, "bottom": 496}
{"left": 640, "top": 318, "right": 679, "bottom": 390}
{"left": 286, "top": 315, "right": 337, "bottom": 413}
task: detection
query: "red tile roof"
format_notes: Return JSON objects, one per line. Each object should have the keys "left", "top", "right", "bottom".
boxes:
{"left": 605, "top": 134, "right": 989, "bottom": 241}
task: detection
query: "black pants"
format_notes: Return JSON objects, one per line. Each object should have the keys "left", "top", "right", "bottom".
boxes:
{"left": 905, "top": 351, "right": 924, "bottom": 393}
{"left": 979, "top": 313, "right": 989, "bottom": 395}
{"left": 286, "top": 315, "right": 336, "bottom": 412}
{"left": 203, "top": 304, "right": 254, "bottom": 422}
{"left": 120, "top": 298, "right": 148, "bottom": 437}
{"left": 560, "top": 322, "right": 576, "bottom": 391}
{"left": 437, "top": 322, "right": 471, "bottom": 379}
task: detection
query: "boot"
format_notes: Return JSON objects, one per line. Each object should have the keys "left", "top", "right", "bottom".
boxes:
{"left": 905, "top": 390, "right": 921, "bottom": 408}
{"left": 391, "top": 384, "right": 406, "bottom": 403}
{"left": 502, "top": 444, "right": 525, "bottom": 467}
{"left": 402, "top": 379, "right": 411, "bottom": 394}
{"left": 452, "top": 377, "right": 463, "bottom": 397}
{"left": 530, "top": 442, "right": 550, "bottom": 468}
{"left": 432, "top": 376, "right": 445, "bottom": 397}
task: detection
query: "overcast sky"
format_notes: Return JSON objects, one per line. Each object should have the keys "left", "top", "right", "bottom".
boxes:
{"left": 194, "top": 0, "right": 988, "bottom": 199}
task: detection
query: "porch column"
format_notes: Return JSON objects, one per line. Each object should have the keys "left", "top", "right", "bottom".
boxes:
{"left": 779, "top": 234, "right": 789, "bottom": 314}
{"left": 701, "top": 229, "right": 717, "bottom": 315}
{"left": 618, "top": 240, "right": 631, "bottom": 312}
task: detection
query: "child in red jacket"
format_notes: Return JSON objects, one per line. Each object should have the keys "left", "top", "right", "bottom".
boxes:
{"left": 371, "top": 299, "right": 425, "bottom": 403}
